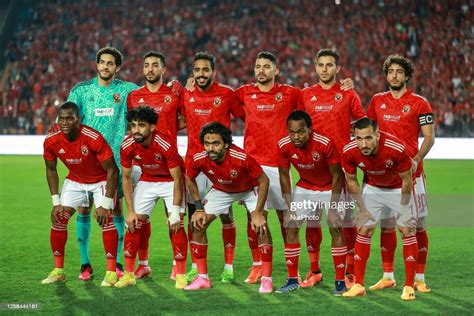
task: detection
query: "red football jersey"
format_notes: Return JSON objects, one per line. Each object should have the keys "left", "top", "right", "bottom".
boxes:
{"left": 236, "top": 83, "right": 300, "bottom": 166}
{"left": 367, "top": 90, "right": 434, "bottom": 177}
{"left": 180, "top": 82, "right": 244, "bottom": 160}
{"left": 342, "top": 132, "right": 412, "bottom": 189}
{"left": 43, "top": 125, "right": 114, "bottom": 184}
{"left": 278, "top": 132, "right": 340, "bottom": 191}
{"left": 186, "top": 144, "right": 263, "bottom": 193}
{"left": 120, "top": 130, "right": 182, "bottom": 182}
{"left": 297, "top": 83, "right": 365, "bottom": 153}
{"left": 127, "top": 84, "right": 181, "bottom": 146}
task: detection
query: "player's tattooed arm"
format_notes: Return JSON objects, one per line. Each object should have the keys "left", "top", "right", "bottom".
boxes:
{"left": 122, "top": 166, "right": 138, "bottom": 232}
{"left": 45, "top": 158, "right": 63, "bottom": 224}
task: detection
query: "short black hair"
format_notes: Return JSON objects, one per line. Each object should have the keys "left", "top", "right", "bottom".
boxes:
{"left": 383, "top": 54, "right": 414, "bottom": 82}
{"left": 199, "top": 122, "right": 233, "bottom": 145}
{"left": 59, "top": 101, "right": 80, "bottom": 118}
{"left": 143, "top": 51, "right": 165, "bottom": 66}
{"left": 287, "top": 110, "right": 312, "bottom": 128}
{"left": 194, "top": 51, "right": 215, "bottom": 70}
{"left": 127, "top": 106, "right": 158, "bottom": 125}
{"left": 354, "top": 117, "right": 378, "bottom": 131}
{"left": 315, "top": 48, "right": 339, "bottom": 65}
{"left": 256, "top": 51, "right": 278, "bottom": 66}
{"left": 96, "top": 47, "right": 123, "bottom": 66}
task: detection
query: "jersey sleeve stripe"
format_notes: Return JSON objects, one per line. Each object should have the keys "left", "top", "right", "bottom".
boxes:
{"left": 154, "top": 136, "right": 170, "bottom": 151}
{"left": 313, "top": 133, "right": 330, "bottom": 143}
{"left": 81, "top": 129, "right": 99, "bottom": 140}
{"left": 278, "top": 139, "right": 292, "bottom": 148}
{"left": 313, "top": 135, "right": 329, "bottom": 145}
{"left": 121, "top": 138, "right": 135, "bottom": 150}
{"left": 45, "top": 131, "right": 61, "bottom": 139}
{"left": 385, "top": 143, "right": 404, "bottom": 153}
{"left": 385, "top": 139, "right": 405, "bottom": 150}
{"left": 343, "top": 141, "right": 357, "bottom": 153}
{"left": 229, "top": 149, "right": 247, "bottom": 159}
{"left": 193, "top": 151, "right": 207, "bottom": 161}
{"left": 278, "top": 136, "right": 291, "bottom": 147}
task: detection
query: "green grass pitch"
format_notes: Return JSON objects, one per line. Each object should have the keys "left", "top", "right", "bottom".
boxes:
{"left": 0, "top": 156, "right": 473, "bottom": 314}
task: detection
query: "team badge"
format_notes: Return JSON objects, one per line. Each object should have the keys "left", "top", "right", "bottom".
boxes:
{"left": 335, "top": 93, "right": 343, "bottom": 102}
{"left": 402, "top": 104, "right": 411, "bottom": 113}
{"left": 214, "top": 97, "right": 222, "bottom": 107}
{"left": 164, "top": 95, "right": 172, "bottom": 104}
{"left": 275, "top": 93, "right": 283, "bottom": 101}
{"left": 312, "top": 151, "right": 320, "bottom": 161}
{"left": 113, "top": 93, "right": 121, "bottom": 103}
{"left": 385, "top": 159, "right": 394, "bottom": 168}
{"left": 155, "top": 153, "right": 163, "bottom": 161}
{"left": 81, "top": 145, "right": 89, "bottom": 156}
{"left": 230, "top": 169, "right": 238, "bottom": 178}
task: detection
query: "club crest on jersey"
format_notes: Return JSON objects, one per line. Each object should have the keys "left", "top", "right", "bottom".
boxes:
{"left": 164, "top": 95, "right": 172, "bottom": 104}
{"left": 275, "top": 93, "right": 283, "bottom": 101}
{"left": 155, "top": 153, "right": 163, "bottom": 161}
{"left": 81, "top": 145, "right": 89, "bottom": 156}
{"left": 214, "top": 97, "right": 222, "bottom": 107}
{"left": 113, "top": 93, "right": 121, "bottom": 103}
{"left": 312, "top": 151, "right": 320, "bottom": 161}
{"left": 230, "top": 169, "right": 238, "bottom": 178}
{"left": 335, "top": 93, "right": 343, "bottom": 102}
{"left": 385, "top": 159, "right": 394, "bottom": 168}
{"left": 402, "top": 104, "right": 411, "bottom": 113}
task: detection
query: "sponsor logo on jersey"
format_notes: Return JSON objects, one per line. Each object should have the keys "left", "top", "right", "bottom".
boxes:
{"left": 291, "top": 153, "right": 299, "bottom": 159}
{"left": 311, "top": 95, "right": 317, "bottom": 101}
{"left": 113, "top": 93, "right": 121, "bottom": 103}
{"left": 138, "top": 98, "right": 145, "bottom": 103}
{"left": 312, "top": 151, "right": 320, "bottom": 161}
{"left": 194, "top": 108, "right": 211, "bottom": 116}
{"left": 217, "top": 178, "right": 233, "bottom": 184}
{"left": 58, "top": 148, "right": 66, "bottom": 154}
{"left": 143, "top": 164, "right": 160, "bottom": 169}
{"left": 81, "top": 145, "right": 89, "bottom": 156}
{"left": 230, "top": 169, "right": 238, "bottom": 178}
{"left": 297, "top": 163, "right": 315, "bottom": 170}
{"left": 380, "top": 103, "right": 386, "bottom": 109}
{"left": 256, "top": 104, "right": 275, "bottom": 111}
{"left": 314, "top": 105, "right": 333, "bottom": 112}
{"left": 155, "top": 153, "right": 163, "bottom": 161}
{"left": 275, "top": 93, "right": 283, "bottom": 101}
{"left": 213, "top": 97, "right": 222, "bottom": 106}
{"left": 66, "top": 158, "right": 82, "bottom": 164}
{"left": 367, "top": 170, "right": 386, "bottom": 175}
{"left": 383, "top": 114, "right": 401, "bottom": 122}
{"left": 402, "top": 104, "right": 411, "bottom": 113}
{"left": 94, "top": 108, "right": 115, "bottom": 117}
{"left": 358, "top": 162, "right": 366, "bottom": 167}
{"left": 335, "top": 93, "right": 343, "bottom": 102}
{"left": 251, "top": 94, "right": 257, "bottom": 99}
{"left": 165, "top": 95, "right": 172, "bottom": 103}
{"left": 385, "top": 159, "right": 394, "bottom": 168}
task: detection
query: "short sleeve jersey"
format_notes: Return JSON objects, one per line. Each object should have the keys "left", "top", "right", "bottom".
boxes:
{"left": 236, "top": 83, "right": 300, "bottom": 166}
{"left": 278, "top": 132, "right": 340, "bottom": 191}
{"left": 367, "top": 90, "right": 434, "bottom": 177}
{"left": 186, "top": 144, "right": 263, "bottom": 193}
{"left": 120, "top": 131, "right": 182, "bottom": 182}
{"left": 342, "top": 132, "right": 412, "bottom": 189}
{"left": 43, "top": 125, "right": 114, "bottom": 184}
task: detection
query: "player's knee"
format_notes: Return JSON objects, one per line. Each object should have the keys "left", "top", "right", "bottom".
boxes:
{"left": 286, "top": 228, "right": 300, "bottom": 243}
{"left": 219, "top": 213, "right": 233, "bottom": 224}
{"left": 359, "top": 226, "right": 375, "bottom": 237}
{"left": 416, "top": 217, "right": 426, "bottom": 230}
{"left": 137, "top": 214, "right": 149, "bottom": 221}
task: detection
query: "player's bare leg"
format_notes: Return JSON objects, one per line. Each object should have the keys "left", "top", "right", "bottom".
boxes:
{"left": 256, "top": 211, "right": 273, "bottom": 294}
{"left": 370, "top": 217, "right": 397, "bottom": 290}
{"left": 398, "top": 224, "right": 418, "bottom": 300}
{"left": 42, "top": 207, "right": 75, "bottom": 284}
{"left": 220, "top": 208, "right": 236, "bottom": 283}
{"left": 77, "top": 206, "right": 93, "bottom": 280}
{"left": 184, "top": 214, "right": 217, "bottom": 290}
{"left": 414, "top": 217, "right": 431, "bottom": 292}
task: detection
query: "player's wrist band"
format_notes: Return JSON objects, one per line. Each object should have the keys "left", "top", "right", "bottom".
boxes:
{"left": 52, "top": 194, "right": 60, "bottom": 206}
{"left": 172, "top": 205, "right": 180, "bottom": 214}
{"left": 195, "top": 200, "right": 204, "bottom": 210}
{"left": 400, "top": 204, "right": 410, "bottom": 212}
{"left": 102, "top": 196, "right": 114, "bottom": 209}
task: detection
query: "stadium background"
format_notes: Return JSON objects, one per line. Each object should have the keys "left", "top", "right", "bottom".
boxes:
{"left": 0, "top": 0, "right": 472, "bottom": 314}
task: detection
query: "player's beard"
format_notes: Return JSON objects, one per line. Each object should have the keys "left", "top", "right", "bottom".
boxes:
{"left": 389, "top": 81, "right": 406, "bottom": 91}
{"left": 133, "top": 133, "right": 146, "bottom": 143}
{"left": 207, "top": 149, "right": 225, "bottom": 161}
{"left": 99, "top": 70, "right": 114, "bottom": 82}
{"left": 195, "top": 76, "right": 212, "bottom": 90}
{"left": 145, "top": 74, "right": 161, "bottom": 84}
{"left": 256, "top": 75, "right": 273, "bottom": 85}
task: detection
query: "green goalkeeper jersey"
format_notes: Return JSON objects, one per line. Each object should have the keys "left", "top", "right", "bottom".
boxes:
{"left": 67, "top": 77, "right": 138, "bottom": 166}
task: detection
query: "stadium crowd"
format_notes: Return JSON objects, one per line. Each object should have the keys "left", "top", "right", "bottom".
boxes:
{"left": 0, "top": 0, "right": 471, "bottom": 136}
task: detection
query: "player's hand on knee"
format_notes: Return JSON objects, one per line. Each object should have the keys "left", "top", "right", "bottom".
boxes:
{"left": 168, "top": 211, "right": 181, "bottom": 233}
{"left": 251, "top": 211, "right": 267, "bottom": 235}
{"left": 95, "top": 207, "right": 109, "bottom": 226}
{"left": 340, "top": 78, "right": 354, "bottom": 91}
{"left": 357, "top": 208, "right": 374, "bottom": 227}
{"left": 327, "top": 208, "right": 343, "bottom": 229}
{"left": 126, "top": 212, "right": 139, "bottom": 233}
{"left": 51, "top": 205, "right": 64, "bottom": 225}
{"left": 191, "top": 211, "right": 206, "bottom": 231}
{"left": 283, "top": 210, "right": 297, "bottom": 228}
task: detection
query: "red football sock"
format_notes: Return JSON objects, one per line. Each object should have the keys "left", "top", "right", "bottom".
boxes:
{"left": 50, "top": 212, "right": 71, "bottom": 268}
{"left": 416, "top": 229, "right": 428, "bottom": 274}
{"left": 138, "top": 219, "right": 150, "bottom": 262}
{"left": 259, "top": 244, "right": 273, "bottom": 278}
{"left": 102, "top": 216, "right": 118, "bottom": 272}
{"left": 247, "top": 221, "right": 261, "bottom": 264}
{"left": 124, "top": 227, "right": 140, "bottom": 273}
{"left": 171, "top": 222, "right": 188, "bottom": 275}
{"left": 277, "top": 212, "right": 287, "bottom": 243}
{"left": 306, "top": 226, "right": 322, "bottom": 272}
{"left": 354, "top": 234, "right": 372, "bottom": 286}
{"left": 190, "top": 241, "right": 208, "bottom": 275}
{"left": 380, "top": 230, "right": 397, "bottom": 273}
{"left": 332, "top": 246, "right": 347, "bottom": 281}
{"left": 188, "top": 222, "right": 196, "bottom": 265}
{"left": 403, "top": 236, "right": 418, "bottom": 287}
{"left": 343, "top": 226, "right": 357, "bottom": 274}
{"left": 222, "top": 222, "right": 236, "bottom": 265}
{"left": 284, "top": 243, "right": 301, "bottom": 278}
